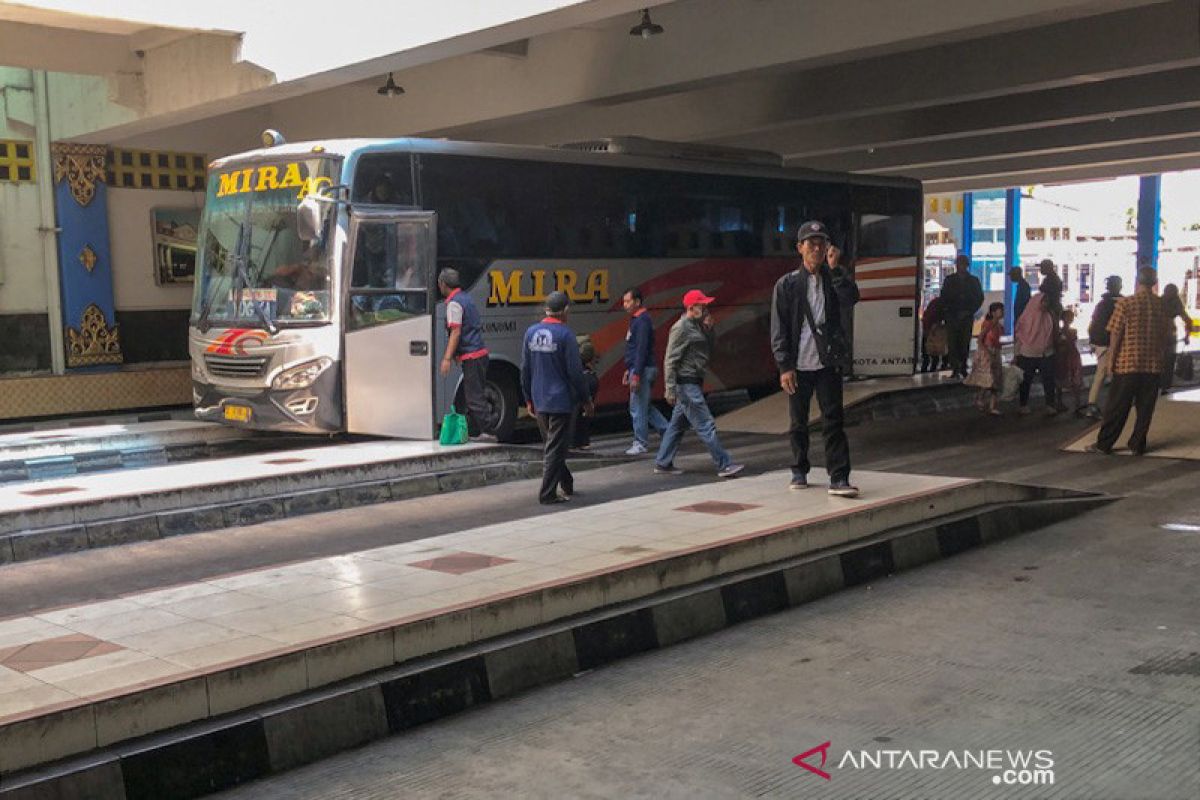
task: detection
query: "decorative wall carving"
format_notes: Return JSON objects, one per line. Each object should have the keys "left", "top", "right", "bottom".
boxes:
{"left": 66, "top": 304, "right": 122, "bottom": 367}
{"left": 79, "top": 245, "right": 98, "bottom": 273}
{"left": 51, "top": 143, "right": 107, "bottom": 206}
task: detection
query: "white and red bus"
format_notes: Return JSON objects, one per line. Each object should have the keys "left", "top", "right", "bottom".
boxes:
{"left": 189, "top": 135, "right": 922, "bottom": 441}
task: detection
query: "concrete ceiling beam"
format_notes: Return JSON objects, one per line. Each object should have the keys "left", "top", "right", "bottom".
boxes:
{"left": 0, "top": 20, "right": 140, "bottom": 74}
{"left": 924, "top": 152, "right": 1200, "bottom": 192}
{"left": 799, "top": 107, "right": 1200, "bottom": 173}
{"left": 450, "top": 0, "right": 1199, "bottom": 151}
{"left": 720, "top": 65, "right": 1200, "bottom": 158}
{"left": 900, "top": 135, "right": 1200, "bottom": 185}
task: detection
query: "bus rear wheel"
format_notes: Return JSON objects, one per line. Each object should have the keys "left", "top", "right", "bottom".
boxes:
{"left": 463, "top": 366, "right": 519, "bottom": 443}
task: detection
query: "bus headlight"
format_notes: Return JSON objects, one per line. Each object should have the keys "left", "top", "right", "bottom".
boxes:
{"left": 272, "top": 357, "right": 332, "bottom": 391}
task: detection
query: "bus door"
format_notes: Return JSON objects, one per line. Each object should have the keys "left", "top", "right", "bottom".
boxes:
{"left": 344, "top": 211, "right": 437, "bottom": 438}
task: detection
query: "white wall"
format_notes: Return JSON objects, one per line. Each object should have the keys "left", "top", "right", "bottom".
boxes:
{"left": 107, "top": 187, "right": 200, "bottom": 311}
{"left": 0, "top": 184, "right": 48, "bottom": 314}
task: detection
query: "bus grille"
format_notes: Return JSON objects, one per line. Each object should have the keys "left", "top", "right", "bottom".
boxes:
{"left": 204, "top": 354, "right": 268, "bottom": 379}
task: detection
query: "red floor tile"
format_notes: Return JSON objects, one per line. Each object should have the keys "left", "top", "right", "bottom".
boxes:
{"left": 408, "top": 551, "right": 514, "bottom": 575}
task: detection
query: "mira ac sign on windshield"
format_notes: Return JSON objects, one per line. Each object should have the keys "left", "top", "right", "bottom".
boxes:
{"left": 214, "top": 161, "right": 333, "bottom": 199}
{"left": 193, "top": 157, "right": 337, "bottom": 328}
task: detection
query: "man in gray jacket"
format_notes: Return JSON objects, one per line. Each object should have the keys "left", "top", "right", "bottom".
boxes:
{"left": 653, "top": 289, "right": 745, "bottom": 478}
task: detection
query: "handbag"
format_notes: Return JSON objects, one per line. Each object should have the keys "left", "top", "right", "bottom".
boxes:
{"left": 926, "top": 323, "right": 949, "bottom": 357}
{"left": 438, "top": 405, "right": 469, "bottom": 446}
{"left": 999, "top": 364, "right": 1024, "bottom": 402}
{"left": 1176, "top": 352, "right": 1194, "bottom": 382}
{"left": 800, "top": 282, "right": 852, "bottom": 371}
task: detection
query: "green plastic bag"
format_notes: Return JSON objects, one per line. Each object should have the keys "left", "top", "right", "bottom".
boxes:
{"left": 439, "top": 405, "right": 469, "bottom": 446}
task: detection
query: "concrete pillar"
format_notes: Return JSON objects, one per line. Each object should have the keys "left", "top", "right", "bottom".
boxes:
{"left": 49, "top": 142, "right": 123, "bottom": 370}
{"left": 32, "top": 70, "right": 65, "bottom": 374}
{"left": 1004, "top": 187, "right": 1022, "bottom": 335}
{"left": 1136, "top": 174, "right": 1160, "bottom": 271}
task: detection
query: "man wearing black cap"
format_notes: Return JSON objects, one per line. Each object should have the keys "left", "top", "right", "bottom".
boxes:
{"left": 770, "top": 221, "right": 861, "bottom": 497}
{"left": 521, "top": 291, "right": 593, "bottom": 504}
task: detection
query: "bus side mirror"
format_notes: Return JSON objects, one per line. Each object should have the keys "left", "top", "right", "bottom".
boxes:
{"left": 297, "top": 196, "right": 324, "bottom": 243}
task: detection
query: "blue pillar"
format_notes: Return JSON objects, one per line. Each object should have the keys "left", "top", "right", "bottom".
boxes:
{"left": 50, "top": 143, "right": 123, "bottom": 369}
{"left": 960, "top": 192, "right": 974, "bottom": 260}
{"left": 1003, "top": 188, "right": 1022, "bottom": 335}
{"left": 1136, "top": 175, "right": 1161, "bottom": 271}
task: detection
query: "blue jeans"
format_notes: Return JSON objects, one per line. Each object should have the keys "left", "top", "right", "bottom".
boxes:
{"left": 630, "top": 366, "right": 669, "bottom": 446}
{"left": 655, "top": 383, "right": 732, "bottom": 470}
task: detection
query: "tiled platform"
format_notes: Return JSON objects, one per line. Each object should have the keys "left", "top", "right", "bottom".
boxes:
{"left": 719, "top": 373, "right": 967, "bottom": 434}
{"left": 0, "top": 469, "right": 1075, "bottom": 776}
{"left": 0, "top": 439, "right": 535, "bottom": 564}
{"left": 1064, "top": 388, "right": 1200, "bottom": 460}
{"left": 0, "top": 420, "right": 245, "bottom": 463}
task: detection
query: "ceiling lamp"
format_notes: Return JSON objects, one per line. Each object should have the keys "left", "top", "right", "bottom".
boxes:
{"left": 629, "top": 8, "right": 664, "bottom": 39}
{"left": 377, "top": 73, "right": 405, "bottom": 97}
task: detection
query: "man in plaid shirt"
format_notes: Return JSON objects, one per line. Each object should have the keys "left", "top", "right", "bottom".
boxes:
{"left": 1091, "top": 267, "right": 1173, "bottom": 455}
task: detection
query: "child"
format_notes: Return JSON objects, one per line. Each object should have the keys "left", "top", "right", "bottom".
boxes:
{"left": 1056, "top": 308, "right": 1084, "bottom": 414}
{"left": 572, "top": 336, "right": 601, "bottom": 450}
{"left": 964, "top": 302, "right": 1004, "bottom": 415}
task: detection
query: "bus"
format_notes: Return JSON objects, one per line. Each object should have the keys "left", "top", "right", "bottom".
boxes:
{"left": 189, "top": 135, "right": 922, "bottom": 441}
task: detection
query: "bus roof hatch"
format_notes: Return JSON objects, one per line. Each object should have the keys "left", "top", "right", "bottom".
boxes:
{"left": 553, "top": 136, "right": 782, "bottom": 167}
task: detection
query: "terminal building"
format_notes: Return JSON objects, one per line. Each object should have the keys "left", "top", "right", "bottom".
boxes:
{"left": 1, "top": 0, "right": 1200, "bottom": 422}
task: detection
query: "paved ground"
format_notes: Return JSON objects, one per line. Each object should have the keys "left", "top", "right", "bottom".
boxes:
{"left": 214, "top": 482, "right": 1200, "bottom": 800}
{"left": 8, "top": 391, "right": 1200, "bottom": 799}
{"left": 176, "top": 396, "right": 1198, "bottom": 800}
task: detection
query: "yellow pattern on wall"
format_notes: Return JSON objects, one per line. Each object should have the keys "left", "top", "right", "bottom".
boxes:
{"left": 0, "top": 140, "right": 36, "bottom": 183}
{"left": 0, "top": 366, "right": 190, "bottom": 420}
{"left": 107, "top": 148, "right": 207, "bottom": 191}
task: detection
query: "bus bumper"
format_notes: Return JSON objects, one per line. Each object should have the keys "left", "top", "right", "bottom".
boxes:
{"left": 193, "top": 365, "right": 342, "bottom": 433}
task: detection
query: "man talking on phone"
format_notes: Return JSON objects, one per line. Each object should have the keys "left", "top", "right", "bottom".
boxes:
{"left": 770, "top": 221, "right": 861, "bottom": 497}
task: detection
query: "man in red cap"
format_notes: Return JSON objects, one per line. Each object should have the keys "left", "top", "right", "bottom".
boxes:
{"left": 653, "top": 289, "right": 744, "bottom": 478}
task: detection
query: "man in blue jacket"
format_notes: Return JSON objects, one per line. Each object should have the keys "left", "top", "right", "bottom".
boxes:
{"left": 622, "top": 287, "right": 669, "bottom": 455}
{"left": 521, "top": 291, "right": 594, "bottom": 505}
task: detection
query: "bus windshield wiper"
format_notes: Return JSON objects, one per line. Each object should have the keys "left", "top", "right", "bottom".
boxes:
{"left": 232, "top": 253, "right": 278, "bottom": 336}
{"left": 197, "top": 215, "right": 241, "bottom": 333}
{"left": 226, "top": 208, "right": 279, "bottom": 336}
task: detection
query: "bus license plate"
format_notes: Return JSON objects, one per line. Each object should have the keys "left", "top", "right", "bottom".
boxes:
{"left": 223, "top": 405, "right": 252, "bottom": 423}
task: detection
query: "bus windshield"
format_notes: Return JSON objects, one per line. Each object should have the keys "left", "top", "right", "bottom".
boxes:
{"left": 192, "top": 157, "right": 339, "bottom": 329}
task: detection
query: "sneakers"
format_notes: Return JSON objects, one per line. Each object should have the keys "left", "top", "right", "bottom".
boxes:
{"left": 558, "top": 488, "right": 573, "bottom": 501}
{"left": 1018, "top": 405, "right": 1032, "bottom": 416}
{"left": 1084, "top": 443, "right": 1112, "bottom": 455}
{"left": 654, "top": 464, "right": 682, "bottom": 475}
{"left": 625, "top": 442, "right": 648, "bottom": 456}
{"left": 1083, "top": 404, "right": 1102, "bottom": 419}
{"left": 472, "top": 432, "right": 499, "bottom": 443}
{"left": 828, "top": 481, "right": 860, "bottom": 498}
{"left": 789, "top": 474, "right": 809, "bottom": 490}
{"left": 717, "top": 463, "right": 745, "bottom": 478}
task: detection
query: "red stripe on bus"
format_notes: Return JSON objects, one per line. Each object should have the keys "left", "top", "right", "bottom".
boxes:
{"left": 859, "top": 288, "right": 918, "bottom": 301}
{"left": 855, "top": 266, "right": 918, "bottom": 280}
